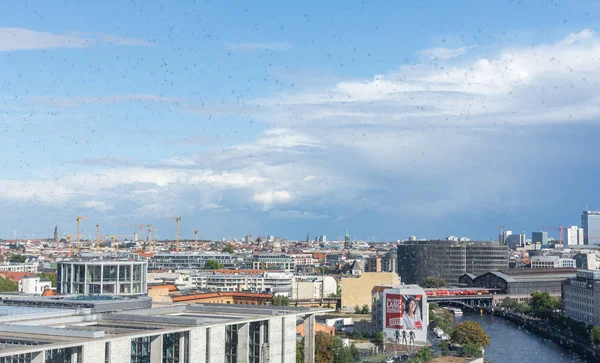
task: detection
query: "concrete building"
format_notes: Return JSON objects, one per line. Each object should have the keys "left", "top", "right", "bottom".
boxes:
{"left": 583, "top": 210, "right": 600, "bottom": 245}
{"left": 531, "top": 256, "right": 576, "bottom": 269}
{"left": 381, "top": 252, "right": 397, "bottom": 273}
{"left": 148, "top": 253, "right": 241, "bottom": 270}
{"left": 18, "top": 276, "right": 51, "bottom": 295}
{"left": 251, "top": 254, "right": 294, "bottom": 271}
{"left": 397, "top": 240, "right": 508, "bottom": 285}
{"left": 0, "top": 264, "right": 38, "bottom": 273}
{"left": 562, "top": 270, "right": 600, "bottom": 326}
{"left": 531, "top": 231, "right": 549, "bottom": 246}
{"left": 371, "top": 285, "right": 428, "bottom": 347}
{"left": 0, "top": 295, "right": 327, "bottom": 363}
{"left": 365, "top": 257, "right": 382, "bottom": 272}
{"left": 245, "top": 235, "right": 254, "bottom": 243}
{"left": 505, "top": 233, "right": 526, "bottom": 250}
{"left": 57, "top": 260, "right": 147, "bottom": 296}
{"left": 340, "top": 272, "right": 400, "bottom": 312}
{"left": 289, "top": 254, "right": 317, "bottom": 268}
{"left": 565, "top": 226, "right": 585, "bottom": 246}
{"left": 574, "top": 252, "right": 598, "bottom": 270}
{"left": 292, "top": 275, "right": 337, "bottom": 300}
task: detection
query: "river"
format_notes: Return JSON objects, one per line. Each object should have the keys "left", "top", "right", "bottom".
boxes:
{"left": 457, "top": 312, "right": 588, "bottom": 363}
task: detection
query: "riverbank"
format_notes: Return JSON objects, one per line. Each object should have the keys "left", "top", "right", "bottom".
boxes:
{"left": 484, "top": 308, "right": 600, "bottom": 362}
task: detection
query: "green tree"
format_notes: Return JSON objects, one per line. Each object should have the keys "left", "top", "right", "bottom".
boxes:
{"left": 296, "top": 337, "right": 305, "bottom": 363}
{"left": 429, "top": 304, "right": 454, "bottom": 333}
{"left": 375, "top": 331, "right": 384, "bottom": 344}
{"left": 222, "top": 244, "right": 235, "bottom": 254}
{"left": 461, "top": 342, "right": 483, "bottom": 358}
{"left": 37, "top": 272, "right": 56, "bottom": 287}
{"left": 349, "top": 343, "right": 359, "bottom": 362}
{"left": 591, "top": 326, "right": 600, "bottom": 345}
{"left": 360, "top": 304, "right": 370, "bottom": 314}
{"left": 203, "top": 260, "right": 224, "bottom": 270}
{"left": 0, "top": 277, "right": 18, "bottom": 292}
{"left": 450, "top": 321, "right": 490, "bottom": 349}
{"left": 9, "top": 254, "right": 27, "bottom": 263}
{"left": 315, "top": 332, "right": 335, "bottom": 363}
{"left": 421, "top": 276, "right": 447, "bottom": 288}
{"left": 354, "top": 305, "right": 362, "bottom": 314}
{"left": 414, "top": 347, "right": 432, "bottom": 361}
{"left": 529, "top": 291, "right": 560, "bottom": 319}
{"left": 272, "top": 295, "right": 290, "bottom": 306}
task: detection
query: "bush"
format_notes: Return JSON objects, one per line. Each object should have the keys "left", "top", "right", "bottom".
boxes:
{"left": 461, "top": 342, "right": 483, "bottom": 358}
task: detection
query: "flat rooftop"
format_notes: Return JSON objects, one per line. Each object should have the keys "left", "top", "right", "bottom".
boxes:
{"left": 0, "top": 300, "right": 331, "bottom": 357}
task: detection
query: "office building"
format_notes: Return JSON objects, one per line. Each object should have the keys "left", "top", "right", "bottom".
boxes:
{"left": 251, "top": 254, "right": 294, "bottom": 271}
{"left": 0, "top": 264, "right": 38, "bottom": 273}
{"left": 500, "top": 230, "right": 512, "bottom": 245}
{"left": 148, "top": 253, "right": 241, "bottom": 270}
{"left": 0, "top": 295, "right": 325, "bottom": 363}
{"left": 583, "top": 210, "right": 600, "bottom": 245}
{"left": 563, "top": 270, "right": 600, "bottom": 326}
{"left": 531, "top": 231, "right": 548, "bottom": 246}
{"left": 530, "top": 256, "right": 576, "bottom": 269}
{"left": 365, "top": 257, "right": 382, "bottom": 272}
{"left": 381, "top": 252, "right": 397, "bottom": 273}
{"left": 505, "top": 233, "right": 526, "bottom": 250}
{"left": 565, "top": 226, "right": 585, "bottom": 246}
{"left": 57, "top": 259, "right": 148, "bottom": 295}
{"left": 245, "top": 235, "right": 254, "bottom": 243}
{"left": 397, "top": 240, "right": 508, "bottom": 285}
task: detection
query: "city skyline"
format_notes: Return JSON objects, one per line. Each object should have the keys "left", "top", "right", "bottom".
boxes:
{"left": 2, "top": 2, "right": 600, "bottom": 240}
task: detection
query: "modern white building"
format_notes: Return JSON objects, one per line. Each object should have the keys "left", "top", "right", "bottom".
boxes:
{"left": 0, "top": 295, "right": 327, "bottom": 363}
{"left": 530, "top": 256, "right": 576, "bottom": 269}
{"left": 18, "top": 276, "right": 51, "bottom": 295}
{"left": 251, "top": 254, "right": 294, "bottom": 271}
{"left": 565, "top": 226, "right": 585, "bottom": 246}
{"left": 0, "top": 263, "right": 38, "bottom": 273}
{"left": 57, "top": 259, "right": 147, "bottom": 296}
{"left": 563, "top": 270, "right": 600, "bottom": 326}
{"left": 148, "top": 253, "right": 241, "bottom": 270}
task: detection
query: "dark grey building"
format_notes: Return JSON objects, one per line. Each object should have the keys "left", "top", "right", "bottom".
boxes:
{"left": 582, "top": 210, "right": 600, "bottom": 245}
{"left": 461, "top": 268, "right": 575, "bottom": 295}
{"left": 397, "top": 240, "right": 508, "bottom": 285}
{"left": 531, "top": 231, "right": 548, "bottom": 246}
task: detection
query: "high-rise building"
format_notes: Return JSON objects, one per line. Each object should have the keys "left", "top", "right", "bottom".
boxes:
{"left": 245, "top": 234, "right": 254, "bottom": 243}
{"left": 505, "top": 233, "right": 525, "bottom": 250}
{"left": 53, "top": 226, "right": 58, "bottom": 243}
{"left": 531, "top": 231, "right": 548, "bottom": 246}
{"left": 565, "top": 226, "right": 585, "bottom": 245}
{"left": 582, "top": 211, "right": 600, "bottom": 245}
{"left": 397, "top": 240, "right": 508, "bottom": 284}
{"left": 500, "top": 230, "right": 512, "bottom": 245}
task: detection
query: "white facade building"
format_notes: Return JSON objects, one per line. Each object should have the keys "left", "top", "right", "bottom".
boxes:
{"left": 290, "top": 254, "right": 317, "bottom": 267}
{"left": 530, "top": 256, "right": 576, "bottom": 269}
{"left": 18, "top": 276, "right": 51, "bottom": 295}
{"left": 565, "top": 226, "right": 585, "bottom": 246}
{"left": 0, "top": 264, "right": 38, "bottom": 273}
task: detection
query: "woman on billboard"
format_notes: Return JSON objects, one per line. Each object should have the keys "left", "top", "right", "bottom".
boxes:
{"left": 402, "top": 296, "right": 422, "bottom": 330}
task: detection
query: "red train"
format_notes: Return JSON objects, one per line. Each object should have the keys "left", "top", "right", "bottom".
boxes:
{"left": 425, "top": 289, "right": 489, "bottom": 297}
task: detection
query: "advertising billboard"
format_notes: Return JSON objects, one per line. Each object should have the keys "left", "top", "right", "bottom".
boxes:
{"left": 382, "top": 287, "right": 427, "bottom": 346}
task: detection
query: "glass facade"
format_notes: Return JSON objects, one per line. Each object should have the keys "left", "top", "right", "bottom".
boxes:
{"left": 249, "top": 321, "right": 269, "bottom": 363}
{"left": 0, "top": 354, "right": 34, "bottom": 363}
{"left": 225, "top": 324, "right": 239, "bottom": 363}
{"left": 582, "top": 211, "right": 600, "bottom": 245}
{"left": 130, "top": 336, "right": 151, "bottom": 363}
{"left": 56, "top": 261, "right": 147, "bottom": 295}
{"left": 45, "top": 347, "right": 82, "bottom": 363}
{"left": 163, "top": 332, "right": 189, "bottom": 363}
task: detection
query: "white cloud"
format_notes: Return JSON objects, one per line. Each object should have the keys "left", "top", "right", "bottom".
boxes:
{"left": 0, "top": 27, "right": 151, "bottom": 51}
{"left": 82, "top": 200, "right": 114, "bottom": 211}
{"left": 253, "top": 190, "right": 293, "bottom": 207}
{"left": 41, "top": 94, "right": 180, "bottom": 107}
{"left": 225, "top": 42, "right": 291, "bottom": 52}
{"left": 419, "top": 45, "right": 477, "bottom": 59}
{"left": 270, "top": 210, "right": 329, "bottom": 219}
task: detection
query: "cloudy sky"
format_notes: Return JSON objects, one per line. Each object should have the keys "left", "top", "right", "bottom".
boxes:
{"left": 1, "top": 1, "right": 600, "bottom": 241}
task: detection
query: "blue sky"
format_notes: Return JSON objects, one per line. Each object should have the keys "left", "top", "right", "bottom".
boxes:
{"left": 1, "top": 1, "right": 600, "bottom": 241}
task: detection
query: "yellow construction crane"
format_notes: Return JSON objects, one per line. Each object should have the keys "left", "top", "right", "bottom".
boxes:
{"left": 148, "top": 228, "right": 158, "bottom": 251}
{"left": 170, "top": 217, "right": 181, "bottom": 252}
{"left": 192, "top": 229, "right": 199, "bottom": 250}
{"left": 76, "top": 216, "right": 87, "bottom": 252}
